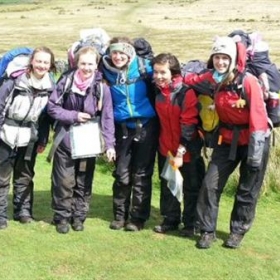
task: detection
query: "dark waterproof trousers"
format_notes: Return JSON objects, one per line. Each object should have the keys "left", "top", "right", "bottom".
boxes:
{"left": 158, "top": 152, "right": 205, "bottom": 228}
{"left": 196, "top": 137, "right": 270, "bottom": 235}
{"left": 112, "top": 118, "right": 159, "bottom": 223}
{"left": 0, "top": 140, "right": 36, "bottom": 222}
{"left": 51, "top": 145, "right": 95, "bottom": 224}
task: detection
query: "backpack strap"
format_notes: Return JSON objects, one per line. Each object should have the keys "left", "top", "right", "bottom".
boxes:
{"left": 124, "top": 56, "right": 148, "bottom": 85}
{"left": 96, "top": 82, "right": 104, "bottom": 112}
{"left": 173, "top": 84, "right": 190, "bottom": 107}
{"left": 235, "top": 72, "right": 251, "bottom": 108}
{"left": 1, "top": 80, "right": 16, "bottom": 120}
{"left": 137, "top": 56, "right": 147, "bottom": 77}
{"left": 47, "top": 126, "right": 67, "bottom": 163}
{"left": 108, "top": 56, "right": 148, "bottom": 86}
{"left": 55, "top": 71, "right": 74, "bottom": 105}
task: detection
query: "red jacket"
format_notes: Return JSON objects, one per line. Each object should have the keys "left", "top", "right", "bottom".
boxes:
{"left": 155, "top": 76, "right": 199, "bottom": 162}
{"left": 184, "top": 42, "right": 269, "bottom": 168}
{"left": 185, "top": 71, "right": 268, "bottom": 145}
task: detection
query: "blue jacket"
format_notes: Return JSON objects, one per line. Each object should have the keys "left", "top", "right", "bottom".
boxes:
{"left": 101, "top": 55, "right": 156, "bottom": 128}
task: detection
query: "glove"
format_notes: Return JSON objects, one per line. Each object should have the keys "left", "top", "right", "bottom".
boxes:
{"left": 232, "top": 98, "right": 246, "bottom": 108}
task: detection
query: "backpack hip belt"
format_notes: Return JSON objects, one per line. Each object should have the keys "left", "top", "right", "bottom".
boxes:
{"left": 219, "top": 122, "right": 249, "bottom": 161}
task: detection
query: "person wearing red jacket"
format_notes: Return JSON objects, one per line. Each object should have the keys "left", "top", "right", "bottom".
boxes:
{"left": 185, "top": 36, "right": 271, "bottom": 249}
{"left": 152, "top": 53, "right": 205, "bottom": 237}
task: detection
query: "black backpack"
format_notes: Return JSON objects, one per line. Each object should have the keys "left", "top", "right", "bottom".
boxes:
{"left": 133, "top": 37, "right": 154, "bottom": 60}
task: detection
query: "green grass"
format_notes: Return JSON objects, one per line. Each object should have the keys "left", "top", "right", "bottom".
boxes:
{"left": 0, "top": 0, "right": 33, "bottom": 5}
{"left": 0, "top": 149, "right": 280, "bottom": 280}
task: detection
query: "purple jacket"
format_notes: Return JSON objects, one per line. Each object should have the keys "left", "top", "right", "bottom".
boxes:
{"left": 47, "top": 70, "right": 115, "bottom": 151}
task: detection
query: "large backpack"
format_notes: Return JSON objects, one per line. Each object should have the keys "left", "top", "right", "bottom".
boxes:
{"left": 0, "top": 47, "right": 34, "bottom": 125}
{"left": 61, "top": 28, "right": 109, "bottom": 109}
{"left": 67, "top": 28, "right": 110, "bottom": 69}
{"left": 228, "top": 30, "right": 280, "bottom": 127}
{"left": 134, "top": 38, "right": 155, "bottom": 110}
{"left": 133, "top": 37, "right": 154, "bottom": 60}
{"left": 0, "top": 47, "right": 33, "bottom": 86}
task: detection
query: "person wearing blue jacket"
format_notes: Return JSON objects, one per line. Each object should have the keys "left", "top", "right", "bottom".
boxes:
{"left": 100, "top": 36, "right": 159, "bottom": 231}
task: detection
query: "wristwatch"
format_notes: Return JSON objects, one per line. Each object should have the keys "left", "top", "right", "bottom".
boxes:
{"left": 177, "top": 146, "right": 187, "bottom": 155}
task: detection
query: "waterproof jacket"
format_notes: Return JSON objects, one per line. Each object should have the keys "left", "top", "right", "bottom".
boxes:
{"left": 155, "top": 76, "right": 199, "bottom": 163}
{"left": 47, "top": 70, "right": 115, "bottom": 151}
{"left": 184, "top": 42, "right": 269, "bottom": 168}
{"left": 100, "top": 55, "right": 156, "bottom": 128}
{"left": 0, "top": 72, "right": 54, "bottom": 148}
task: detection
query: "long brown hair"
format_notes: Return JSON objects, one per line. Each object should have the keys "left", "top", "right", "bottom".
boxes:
{"left": 27, "top": 46, "right": 56, "bottom": 73}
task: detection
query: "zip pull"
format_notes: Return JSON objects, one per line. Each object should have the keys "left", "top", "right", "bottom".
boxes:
{"left": 218, "top": 135, "right": 223, "bottom": 145}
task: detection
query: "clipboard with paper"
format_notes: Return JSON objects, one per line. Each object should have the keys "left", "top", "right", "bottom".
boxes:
{"left": 160, "top": 151, "right": 183, "bottom": 202}
{"left": 70, "top": 117, "right": 105, "bottom": 159}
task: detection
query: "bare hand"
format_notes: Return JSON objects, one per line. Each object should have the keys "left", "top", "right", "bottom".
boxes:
{"left": 37, "top": 145, "right": 45, "bottom": 154}
{"left": 170, "top": 155, "right": 183, "bottom": 169}
{"left": 106, "top": 148, "right": 116, "bottom": 162}
{"left": 77, "top": 112, "right": 91, "bottom": 123}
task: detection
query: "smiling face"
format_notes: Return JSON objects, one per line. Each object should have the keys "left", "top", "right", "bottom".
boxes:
{"left": 153, "top": 62, "right": 172, "bottom": 88}
{"left": 111, "top": 50, "right": 129, "bottom": 69}
{"left": 31, "top": 51, "right": 52, "bottom": 79}
{"left": 212, "top": 53, "right": 231, "bottom": 74}
{"left": 77, "top": 52, "right": 97, "bottom": 80}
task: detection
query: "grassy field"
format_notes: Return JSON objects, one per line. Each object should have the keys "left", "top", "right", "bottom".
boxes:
{"left": 1, "top": 0, "right": 280, "bottom": 279}
{"left": 1, "top": 151, "right": 280, "bottom": 280}
{"left": 1, "top": 0, "right": 280, "bottom": 62}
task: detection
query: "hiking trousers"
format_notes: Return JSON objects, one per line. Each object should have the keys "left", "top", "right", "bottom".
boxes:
{"left": 158, "top": 152, "right": 205, "bottom": 228}
{"left": 0, "top": 140, "right": 36, "bottom": 222}
{"left": 112, "top": 118, "right": 159, "bottom": 223}
{"left": 51, "top": 145, "right": 95, "bottom": 224}
{"left": 196, "top": 137, "right": 270, "bottom": 235}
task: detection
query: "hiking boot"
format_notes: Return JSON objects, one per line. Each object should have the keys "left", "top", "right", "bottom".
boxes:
{"left": 224, "top": 233, "right": 244, "bottom": 249}
{"left": 196, "top": 232, "right": 216, "bottom": 249}
{"left": 56, "top": 221, "right": 70, "bottom": 234}
{"left": 72, "top": 220, "right": 84, "bottom": 231}
{"left": 109, "top": 220, "right": 125, "bottom": 230}
{"left": 125, "top": 221, "right": 144, "bottom": 232}
{"left": 153, "top": 223, "right": 178, "bottom": 234}
{"left": 0, "top": 220, "right": 8, "bottom": 230}
{"left": 179, "top": 226, "right": 195, "bottom": 238}
{"left": 19, "top": 216, "right": 33, "bottom": 224}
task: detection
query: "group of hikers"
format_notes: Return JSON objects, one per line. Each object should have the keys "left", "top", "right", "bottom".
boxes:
{"left": 0, "top": 28, "right": 275, "bottom": 250}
